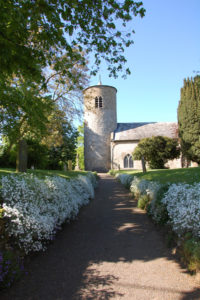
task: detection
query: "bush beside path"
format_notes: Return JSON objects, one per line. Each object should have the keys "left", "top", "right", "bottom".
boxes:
{"left": 2, "top": 174, "right": 200, "bottom": 299}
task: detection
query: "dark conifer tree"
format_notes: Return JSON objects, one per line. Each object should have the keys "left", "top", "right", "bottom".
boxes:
{"left": 178, "top": 76, "right": 200, "bottom": 163}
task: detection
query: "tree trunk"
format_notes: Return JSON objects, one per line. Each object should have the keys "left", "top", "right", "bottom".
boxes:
{"left": 68, "top": 160, "right": 72, "bottom": 171}
{"left": 141, "top": 156, "right": 147, "bottom": 173}
{"left": 16, "top": 139, "right": 28, "bottom": 172}
{"left": 75, "top": 154, "right": 80, "bottom": 170}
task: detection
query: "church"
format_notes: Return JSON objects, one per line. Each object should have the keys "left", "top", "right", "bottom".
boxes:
{"left": 83, "top": 82, "right": 181, "bottom": 172}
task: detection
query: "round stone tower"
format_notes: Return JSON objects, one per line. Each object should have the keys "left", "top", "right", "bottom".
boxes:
{"left": 83, "top": 83, "right": 117, "bottom": 172}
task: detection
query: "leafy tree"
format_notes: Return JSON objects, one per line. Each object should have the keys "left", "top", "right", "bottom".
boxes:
{"left": 0, "top": 51, "right": 88, "bottom": 172}
{"left": 47, "top": 122, "right": 78, "bottom": 170}
{"left": 0, "top": 117, "right": 78, "bottom": 171}
{"left": 0, "top": 137, "right": 17, "bottom": 168}
{"left": 0, "top": 0, "right": 145, "bottom": 82}
{"left": 178, "top": 76, "right": 200, "bottom": 164}
{"left": 0, "top": 135, "right": 49, "bottom": 169}
{"left": 26, "top": 139, "right": 49, "bottom": 169}
{"left": 133, "top": 136, "right": 180, "bottom": 169}
{"left": 1, "top": 1, "right": 145, "bottom": 170}
{"left": 76, "top": 125, "right": 84, "bottom": 170}
{"left": 44, "top": 51, "right": 89, "bottom": 120}
{"left": 0, "top": 49, "right": 88, "bottom": 137}
{"left": 0, "top": 77, "right": 53, "bottom": 172}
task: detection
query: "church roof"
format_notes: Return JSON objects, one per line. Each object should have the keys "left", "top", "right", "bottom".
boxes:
{"left": 113, "top": 122, "right": 178, "bottom": 141}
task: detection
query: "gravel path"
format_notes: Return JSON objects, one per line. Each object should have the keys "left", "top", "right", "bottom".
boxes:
{"left": 1, "top": 174, "right": 200, "bottom": 300}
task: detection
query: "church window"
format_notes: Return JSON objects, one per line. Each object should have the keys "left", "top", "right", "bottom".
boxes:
{"left": 95, "top": 96, "right": 103, "bottom": 108}
{"left": 124, "top": 154, "right": 134, "bottom": 169}
{"left": 124, "top": 155, "right": 128, "bottom": 168}
{"left": 95, "top": 97, "right": 98, "bottom": 108}
{"left": 99, "top": 96, "right": 103, "bottom": 107}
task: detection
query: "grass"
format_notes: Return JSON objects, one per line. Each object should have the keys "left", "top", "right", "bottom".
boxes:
{"left": 110, "top": 167, "right": 200, "bottom": 184}
{"left": 0, "top": 168, "right": 88, "bottom": 180}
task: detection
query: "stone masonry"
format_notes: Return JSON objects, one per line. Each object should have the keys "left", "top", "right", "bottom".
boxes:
{"left": 84, "top": 84, "right": 117, "bottom": 172}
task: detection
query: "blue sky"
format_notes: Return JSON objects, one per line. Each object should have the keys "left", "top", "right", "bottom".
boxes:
{"left": 89, "top": 0, "right": 200, "bottom": 123}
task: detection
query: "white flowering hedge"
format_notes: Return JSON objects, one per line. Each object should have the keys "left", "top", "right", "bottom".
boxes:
{"left": 117, "top": 173, "right": 200, "bottom": 239}
{"left": 115, "top": 173, "right": 134, "bottom": 187}
{"left": 1, "top": 173, "right": 96, "bottom": 254}
{"left": 162, "top": 183, "right": 200, "bottom": 238}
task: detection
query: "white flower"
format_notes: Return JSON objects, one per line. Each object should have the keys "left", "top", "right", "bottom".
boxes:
{"left": 1, "top": 172, "right": 96, "bottom": 254}
{"left": 116, "top": 173, "right": 133, "bottom": 186}
{"left": 161, "top": 183, "right": 200, "bottom": 237}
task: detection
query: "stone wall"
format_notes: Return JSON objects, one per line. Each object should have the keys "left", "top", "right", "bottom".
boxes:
{"left": 165, "top": 158, "right": 182, "bottom": 169}
{"left": 111, "top": 141, "right": 142, "bottom": 170}
{"left": 111, "top": 140, "right": 183, "bottom": 170}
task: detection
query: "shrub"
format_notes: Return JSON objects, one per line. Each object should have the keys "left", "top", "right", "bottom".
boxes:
{"left": 130, "top": 176, "right": 143, "bottom": 198}
{"left": 108, "top": 169, "right": 117, "bottom": 176}
{"left": 116, "top": 173, "right": 133, "bottom": 188}
{"left": 1, "top": 172, "right": 96, "bottom": 254}
{"left": 129, "top": 176, "right": 168, "bottom": 224}
{"left": 181, "top": 233, "right": 200, "bottom": 273}
{"left": 132, "top": 136, "right": 180, "bottom": 169}
{"left": 137, "top": 195, "right": 150, "bottom": 209}
{"left": 147, "top": 184, "right": 170, "bottom": 225}
{"left": 161, "top": 183, "right": 200, "bottom": 238}
{"left": 130, "top": 177, "right": 162, "bottom": 201}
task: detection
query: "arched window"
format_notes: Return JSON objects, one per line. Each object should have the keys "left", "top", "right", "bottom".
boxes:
{"left": 129, "top": 156, "right": 133, "bottom": 168}
{"left": 124, "top": 154, "right": 134, "bottom": 169}
{"left": 95, "top": 96, "right": 103, "bottom": 108}
{"left": 124, "top": 155, "right": 128, "bottom": 168}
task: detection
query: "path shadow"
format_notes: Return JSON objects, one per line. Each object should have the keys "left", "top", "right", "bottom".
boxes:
{"left": 75, "top": 268, "right": 123, "bottom": 299}
{"left": 181, "top": 288, "right": 200, "bottom": 300}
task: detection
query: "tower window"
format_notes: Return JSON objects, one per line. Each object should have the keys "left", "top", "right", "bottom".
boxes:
{"left": 99, "top": 96, "right": 103, "bottom": 107}
{"left": 95, "top": 96, "right": 103, "bottom": 108}
{"left": 124, "top": 154, "right": 134, "bottom": 169}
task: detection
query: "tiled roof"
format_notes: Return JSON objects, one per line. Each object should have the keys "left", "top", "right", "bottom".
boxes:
{"left": 113, "top": 122, "right": 178, "bottom": 141}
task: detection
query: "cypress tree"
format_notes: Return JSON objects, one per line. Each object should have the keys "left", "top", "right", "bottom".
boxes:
{"left": 178, "top": 76, "right": 200, "bottom": 163}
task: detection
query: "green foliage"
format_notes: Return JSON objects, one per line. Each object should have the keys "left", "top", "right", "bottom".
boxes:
{"left": 76, "top": 125, "right": 84, "bottom": 170}
{"left": 0, "top": 77, "right": 54, "bottom": 172}
{"left": 92, "top": 171, "right": 99, "bottom": 180}
{"left": 0, "top": 0, "right": 145, "bottom": 81}
{"left": 0, "top": 117, "right": 78, "bottom": 171}
{"left": 1, "top": 1, "right": 146, "bottom": 171}
{"left": 0, "top": 138, "right": 47, "bottom": 170}
{"left": 26, "top": 140, "right": 49, "bottom": 169}
{"left": 0, "top": 79, "right": 54, "bottom": 144}
{"left": 0, "top": 141, "right": 16, "bottom": 169}
{"left": 137, "top": 194, "right": 149, "bottom": 210}
{"left": 181, "top": 234, "right": 200, "bottom": 273}
{"left": 178, "top": 76, "right": 200, "bottom": 164}
{"left": 0, "top": 52, "right": 88, "bottom": 171}
{"left": 47, "top": 122, "right": 78, "bottom": 170}
{"left": 108, "top": 169, "right": 118, "bottom": 176}
{"left": 133, "top": 136, "right": 180, "bottom": 169}
{"left": 0, "top": 209, "right": 3, "bottom": 218}
{"left": 147, "top": 184, "right": 169, "bottom": 225}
